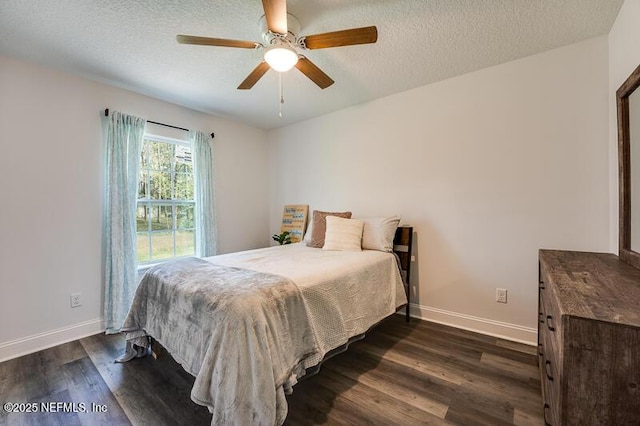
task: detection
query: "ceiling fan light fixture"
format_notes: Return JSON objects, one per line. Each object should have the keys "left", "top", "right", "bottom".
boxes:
{"left": 264, "top": 45, "right": 298, "bottom": 72}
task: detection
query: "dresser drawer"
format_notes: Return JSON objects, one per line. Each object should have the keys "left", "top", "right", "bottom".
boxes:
{"left": 538, "top": 263, "right": 562, "bottom": 425}
{"left": 541, "top": 332, "right": 561, "bottom": 424}
{"left": 538, "top": 345, "right": 558, "bottom": 426}
{"left": 538, "top": 270, "right": 562, "bottom": 356}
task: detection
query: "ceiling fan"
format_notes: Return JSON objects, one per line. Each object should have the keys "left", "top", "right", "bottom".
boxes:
{"left": 176, "top": 0, "right": 378, "bottom": 90}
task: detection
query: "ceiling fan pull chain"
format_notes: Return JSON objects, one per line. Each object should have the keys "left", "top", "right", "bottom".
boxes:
{"left": 279, "top": 72, "right": 284, "bottom": 118}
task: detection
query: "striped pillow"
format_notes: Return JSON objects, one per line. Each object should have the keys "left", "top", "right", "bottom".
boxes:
{"left": 361, "top": 216, "right": 401, "bottom": 252}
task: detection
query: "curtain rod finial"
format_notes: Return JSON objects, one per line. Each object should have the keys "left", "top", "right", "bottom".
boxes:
{"left": 104, "top": 108, "right": 109, "bottom": 117}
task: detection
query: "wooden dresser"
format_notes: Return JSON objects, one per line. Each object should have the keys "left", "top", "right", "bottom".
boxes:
{"left": 538, "top": 250, "right": 640, "bottom": 425}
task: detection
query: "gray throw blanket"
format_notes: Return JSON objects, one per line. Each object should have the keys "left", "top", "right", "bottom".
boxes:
{"left": 120, "top": 257, "right": 320, "bottom": 425}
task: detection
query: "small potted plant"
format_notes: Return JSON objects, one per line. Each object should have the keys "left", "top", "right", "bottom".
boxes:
{"left": 272, "top": 231, "right": 292, "bottom": 245}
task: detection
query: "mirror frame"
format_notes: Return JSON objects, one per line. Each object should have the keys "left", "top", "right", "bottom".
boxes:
{"left": 617, "top": 63, "right": 640, "bottom": 270}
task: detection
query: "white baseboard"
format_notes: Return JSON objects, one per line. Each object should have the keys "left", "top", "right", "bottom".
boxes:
{"left": 0, "top": 306, "right": 536, "bottom": 363}
{"left": 0, "top": 318, "right": 104, "bottom": 363}
{"left": 402, "top": 303, "right": 537, "bottom": 346}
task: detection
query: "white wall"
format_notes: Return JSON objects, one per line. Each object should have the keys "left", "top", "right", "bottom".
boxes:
{"left": 0, "top": 55, "right": 270, "bottom": 360}
{"left": 268, "top": 36, "right": 610, "bottom": 344}
{"left": 0, "top": 14, "right": 624, "bottom": 359}
{"left": 608, "top": 0, "right": 640, "bottom": 252}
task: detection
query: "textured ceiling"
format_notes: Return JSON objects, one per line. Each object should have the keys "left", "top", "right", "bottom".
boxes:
{"left": 0, "top": 0, "right": 623, "bottom": 129}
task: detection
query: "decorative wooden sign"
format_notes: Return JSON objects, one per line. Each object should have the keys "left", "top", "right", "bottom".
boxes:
{"left": 281, "top": 204, "right": 309, "bottom": 243}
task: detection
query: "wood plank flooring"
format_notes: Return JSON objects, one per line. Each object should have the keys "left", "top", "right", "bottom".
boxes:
{"left": 0, "top": 316, "right": 543, "bottom": 425}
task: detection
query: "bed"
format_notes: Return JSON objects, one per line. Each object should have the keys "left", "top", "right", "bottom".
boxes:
{"left": 119, "top": 223, "right": 412, "bottom": 426}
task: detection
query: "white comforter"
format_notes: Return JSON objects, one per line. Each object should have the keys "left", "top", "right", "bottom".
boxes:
{"left": 206, "top": 243, "right": 407, "bottom": 369}
{"left": 123, "top": 243, "right": 407, "bottom": 426}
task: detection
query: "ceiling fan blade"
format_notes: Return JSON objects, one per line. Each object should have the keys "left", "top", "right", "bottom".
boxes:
{"left": 295, "top": 57, "right": 334, "bottom": 89}
{"left": 262, "top": 0, "right": 287, "bottom": 34}
{"left": 302, "top": 26, "right": 378, "bottom": 49}
{"left": 238, "top": 61, "right": 271, "bottom": 90}
{"left": 176, "top": 34, "right": 258, "bottom": 49}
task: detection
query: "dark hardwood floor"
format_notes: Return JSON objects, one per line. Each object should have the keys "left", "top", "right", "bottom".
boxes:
{"left": 0, "top": 316, "right": 543, "bottom": 425}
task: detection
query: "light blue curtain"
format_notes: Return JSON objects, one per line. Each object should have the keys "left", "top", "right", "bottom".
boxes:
{"left": 190, "top": 130, "right": 217, "bottom": 257}
{"left": 103, "top": 111, "right": 146, "bottom": 334}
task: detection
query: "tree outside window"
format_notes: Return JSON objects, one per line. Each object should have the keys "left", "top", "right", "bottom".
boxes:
{"left": 136, "top": 135, "right": 195, "bottom": 263}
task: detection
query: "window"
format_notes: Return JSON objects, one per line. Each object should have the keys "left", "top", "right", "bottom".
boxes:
{"left": 136, "top": 134, "right": 195, "bottom": 264}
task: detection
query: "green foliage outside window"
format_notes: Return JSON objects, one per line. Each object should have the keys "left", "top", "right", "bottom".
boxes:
{"left": 136, "top": 137, "right": 195, "bottom": 263}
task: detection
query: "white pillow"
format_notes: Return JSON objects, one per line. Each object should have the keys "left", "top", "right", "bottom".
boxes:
{"left": 361, "top": 215, "right": 401, "bottom": 252}
{"left": 322, "top": 216, "right": 364, "bottom": 251}
{"left": 303, "top": 220, "right": 313, "bottom": 244}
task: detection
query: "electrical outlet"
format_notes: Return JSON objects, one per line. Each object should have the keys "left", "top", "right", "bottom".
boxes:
{"left": 496, "top": 288, "right": 507, "bottom": 303}
{"left": 410, "top": 255, "right": 416, "bottom": 262}
{"left": 70, "top": 293, "right": 82, "bottom": 308}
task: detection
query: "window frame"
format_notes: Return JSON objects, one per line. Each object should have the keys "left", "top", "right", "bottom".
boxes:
{"left": 136, "top": 133, "right": 195, "bottom": 266}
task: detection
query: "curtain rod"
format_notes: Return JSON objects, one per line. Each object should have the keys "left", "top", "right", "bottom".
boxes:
{"left": 104, "top": 108, "right": 214, "bottom": 139}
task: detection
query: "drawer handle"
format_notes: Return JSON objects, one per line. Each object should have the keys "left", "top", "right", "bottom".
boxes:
{"left": 539, "top": 282, "right": 545, "bottom": 290}
{"left": 544, "top": 403, "right": 552, "bottom": 426}
{"left": 545, "top": 360, "right": 554, "bottom": 381}
{"left": 538, "top": 343, "right": 543, "bottom": 356}
{"left": 546, "top": 315, "right": 555, "bottom": 331}
{"left": 539, "top": 312, "right": 545, "bottom": 324}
